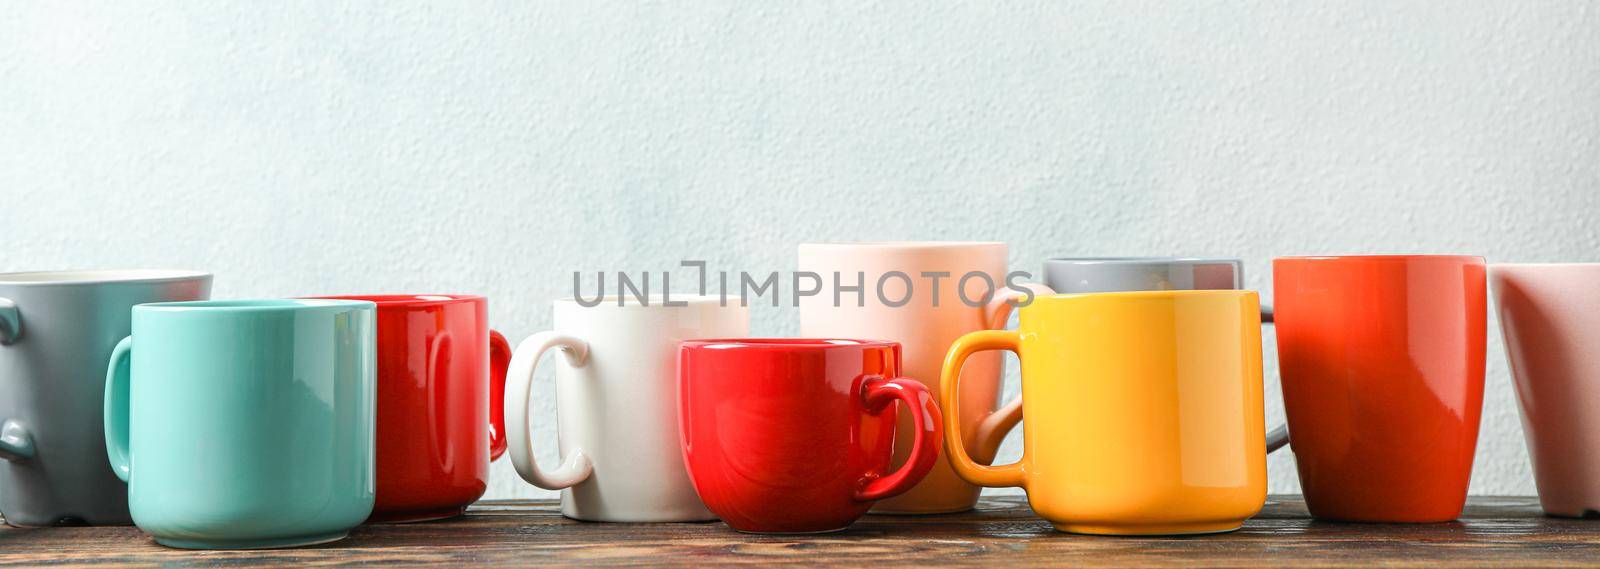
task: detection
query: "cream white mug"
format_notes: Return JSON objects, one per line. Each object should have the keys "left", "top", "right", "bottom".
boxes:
{"left": 798, "top": 241, "right": 1050, "bottom": 514}
{"left": 506, "top": 295, "right": 748, "bottom": 522}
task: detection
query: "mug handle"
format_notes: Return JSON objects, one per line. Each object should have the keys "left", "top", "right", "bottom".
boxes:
{"left": 0, "top": 297, "right": 19, "bottom": 345}
{"left": 0, "top": 297, "right": 31, "bottom": 462}
{"left": 1261, "top": 304, "right": 1289, "bottom": 453}
{"left": 103, "top": 336, "right": 134, "bottom": 482}
{"left": 854, "top": 376, "right": 943, "bottom": 502}
{"left": 0, "top": 419, "right": 33, "bottom": 462}
{"left": 969, "top": 282, "right": 1053, "bottom": 464}
{"left": 488, "top": 330, "right": 512, "bottom": 461}
{"left": 505, "top": 331, "right": 594, "bottom": 490}
{"left": 978, "top": 298, "right": 1292, "bottom": 456}
{"left": 942, "top": 329, "right": 1026, "bottom": 488}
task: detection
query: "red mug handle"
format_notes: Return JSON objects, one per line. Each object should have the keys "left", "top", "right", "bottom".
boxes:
{"left": 854, "top": 376, "right": 943, "bottom": 502}
{"left": 488, "top": 329, "right": 512, "bottom": 461}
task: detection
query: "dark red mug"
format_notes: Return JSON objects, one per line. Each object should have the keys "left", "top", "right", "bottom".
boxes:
{"left": 678, "top": 339, "right": 942, "bottom": 534}
{"left": 313, "top": 294, "right": 511, "bottom": 523}
{"left": 1273, "top": 256, "right": 1486, "bottom": 522}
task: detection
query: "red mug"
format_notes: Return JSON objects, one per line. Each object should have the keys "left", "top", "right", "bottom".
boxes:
{"left": 1272, "top": 255, "right": 1486, "bottom": 522}
{"left": 678, "top": 339, "right": 942, "bottom": 534}
{"left": 313, "top": 295, "right": 511, "bottom": 523}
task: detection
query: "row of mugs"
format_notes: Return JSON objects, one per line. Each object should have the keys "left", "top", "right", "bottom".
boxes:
{"left": 707, "top": 253, "right": 1592, "bottom": 534}
{"left": 0, "top": 245, "right": 1597, "bottom": 545}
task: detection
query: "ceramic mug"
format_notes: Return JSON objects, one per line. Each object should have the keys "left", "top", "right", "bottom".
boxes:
{"left": 0, "top": 270, "right": 211, "bottom": 527}
{"left": 312, "top": 295, "right": 511, "bottom": 523}
{"left": 942, "top": 290, "right": 1267, "bottom": 535}
{"left": 104, "top": 299, "right": 376, "bottom": 549}
{"left": 999, "top": 257, "right": 1288, "bottom": 452}
{"left": 1491, "top": 264, "right": 1600, "bottom": 518}
{"left": 1042, "top": 257, "right": 1253, "bottom": 294}
{"left": 505, "top": 295, "right": 747, "bottom": 522}
{"left": 798, "top": 241, "right": 1050, "bottom": 514}
{"left": 1274, "top": 255, "right": 1486, "bottom": 522}
{"left": 678, "top": 339, "right": 943, "bottom": 533}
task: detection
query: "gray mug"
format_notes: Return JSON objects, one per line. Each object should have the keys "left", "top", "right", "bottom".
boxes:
{"left": 0, "top": 270, "right": 211, "bottom": 526}
{"left": 1040, "top": 257, "right": 1287, "bottom": 452}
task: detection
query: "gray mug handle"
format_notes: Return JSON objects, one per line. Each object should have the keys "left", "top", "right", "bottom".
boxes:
{"left": 1261, "top": 304, "right": 1290, "bottom": 453}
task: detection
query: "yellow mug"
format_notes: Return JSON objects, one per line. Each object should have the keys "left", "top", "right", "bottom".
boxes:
{"left": 941, "top": 290, "right": 1267, "bottom": 535}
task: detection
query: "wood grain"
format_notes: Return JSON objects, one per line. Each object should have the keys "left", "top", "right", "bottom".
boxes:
{"left": 3, "top": 496, "right": 1598, "bottom": 567}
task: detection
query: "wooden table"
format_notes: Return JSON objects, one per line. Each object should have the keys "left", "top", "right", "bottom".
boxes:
{"left": 3, "top": 496, "right": 1598, "bottom": 567}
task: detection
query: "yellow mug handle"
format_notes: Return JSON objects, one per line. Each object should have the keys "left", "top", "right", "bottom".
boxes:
{"left": 977, "top": 305, "right": 1290, "bottom": 456}
{"left": 941, "top": 329, "right": 1026, "bottom": 489}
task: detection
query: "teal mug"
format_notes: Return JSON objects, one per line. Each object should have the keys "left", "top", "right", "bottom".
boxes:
{"left": 103, "top": 299, "right": 377, "bottom": 549}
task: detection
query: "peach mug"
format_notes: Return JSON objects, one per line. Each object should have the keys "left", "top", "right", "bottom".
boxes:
{"left": 798, "top": 242, "right": 1050, "bottom": 514}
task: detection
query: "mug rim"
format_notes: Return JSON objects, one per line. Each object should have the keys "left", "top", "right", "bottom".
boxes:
{"left": 1490, "top": 262, "right": 1600, "bottom": 268}
{"left": 1045, "top": 257, "right": 1242, "bottom": 265}
{"left": 1030, "top": 289, "right": 1256, "bottom": 305}
{"left": 681, "top": 338, "right": 897, "bottom": 351}
{"left": 308, "top": 294, "right": 484, "bottom": 307}
{"left": 136, "top": 299, "right": 375, "bottom": 313}
{"left": 799, "top": 241, "right": 1006, "bottom": 250}
{"left": 555, "top": 293, "right": 731, "bottom": 307}
{"left": 1273, "top": 254, "right": 1483, "bottom": 263}
{"left": 0, "top": 269, "right": 211, "bottom": 287}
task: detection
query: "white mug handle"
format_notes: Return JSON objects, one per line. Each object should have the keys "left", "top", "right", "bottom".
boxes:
{"left": 505, "top": 331, "right": 594, "bottom": 490}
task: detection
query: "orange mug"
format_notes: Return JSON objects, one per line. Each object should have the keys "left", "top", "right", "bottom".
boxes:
{"left": 1273, "top": 255, "right": 1486, "bottom": 522}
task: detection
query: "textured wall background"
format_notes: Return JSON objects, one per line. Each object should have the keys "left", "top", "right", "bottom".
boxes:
{"left": 2, "top": 2, "right": 1597, "bottom": 500}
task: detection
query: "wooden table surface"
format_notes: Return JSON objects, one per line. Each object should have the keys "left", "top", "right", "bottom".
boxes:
{"left": 3, "top": 496, "right": 1598, "bottom": 567}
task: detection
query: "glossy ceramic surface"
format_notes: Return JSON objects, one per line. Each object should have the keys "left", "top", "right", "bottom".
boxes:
{"left": 678, "top": 339, "right": 942, "bottom": 534}
{"left": 313, "top": 295, "right": 510, "bottom": 523}
{"left": 1491, "top": 264, "right": 1600, "bottom": 518}
{"left": 0, "top": 270, "right": 211, "bottom": 527}
{"left": 942, "top": 291, "right": 1267, "bottom": 535}
{"left": 1042, "top": 257, "right": 1246, "bottom": 293}
{"left": 798, "top": 241, "right": 1049, "bottom": 514}
{"left": 506, "top": 295, "right": 747, "bottom": 522}
{"left": 1007, "top": 257, "right": 1288, "bottom": 453}
{"left": 104, "top": 299, "right": 376, "bottom": 549}
{"left": 1274, "top": 255, "right": 1486, "bottom": 522}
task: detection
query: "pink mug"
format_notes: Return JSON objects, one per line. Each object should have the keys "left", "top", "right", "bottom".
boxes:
{"left": 1492, "top": 263, "right": 1600, "bottom": 517}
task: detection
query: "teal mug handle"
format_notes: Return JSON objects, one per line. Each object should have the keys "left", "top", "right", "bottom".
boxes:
{"left": 0, "top": 297, "right": 20, "bottom": 344}
{"left": 0, "top": 419, "right": 33, "bottom": 461}
{"left": 104, "top": 336, "right": 134, "bottom": 482}
{"left": 0, "top": 298, "right": 31, "bottom": 462}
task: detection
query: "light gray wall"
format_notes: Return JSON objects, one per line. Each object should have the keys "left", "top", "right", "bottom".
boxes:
{"left": 3, "top": 2, "right": 1597, "bottom": 500}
